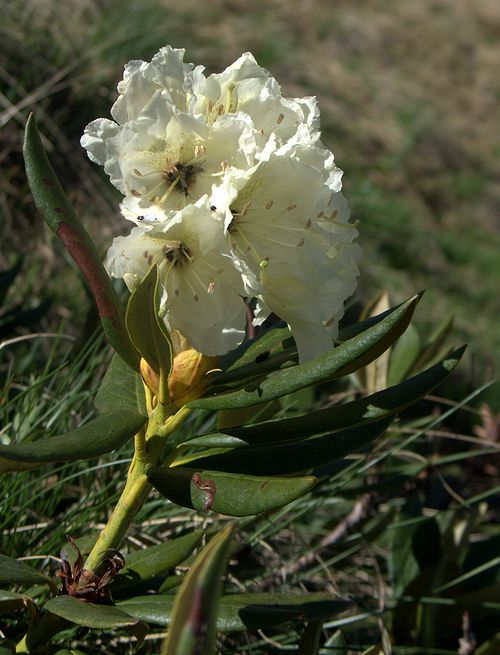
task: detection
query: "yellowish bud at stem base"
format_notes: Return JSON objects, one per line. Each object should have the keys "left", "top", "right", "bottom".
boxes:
{"left": 168, "top": 349, "right": 218, "bottom": 408}
{"left": 140, "top": 358, "right": 160, "bottom": 396}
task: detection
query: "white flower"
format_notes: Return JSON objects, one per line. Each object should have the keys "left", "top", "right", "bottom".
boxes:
{"left": 81, "top": 48, "right": 322, "bottom": 215}
{"left": 190, "top": 52, "right": 320, "bottom": 146}
{"left": 86, "top": 45, "right": 362, "bottom": 362}
{"left": 82, "top": 94, "right": 258, "bottom": 214}
{"left": 110, "top": 46, "right": 201, "bottom": 124}
{"left": 106, "top": 197, "right": 247, "bottom": 356}
{"left": 211, "top": 144, "right": 361, "bottom": 361}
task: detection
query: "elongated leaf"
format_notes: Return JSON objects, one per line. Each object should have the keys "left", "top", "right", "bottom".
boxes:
{"left": 126, "top": 265, "right": 172, "bottom": 375}
{"left": 218, "top": 296, "right": 417, "bottom": 384}
{"left": 0, "top": 590, "right": 37, "bottom": 619}
{"left": 410, "top": 315, "right": 454, "bottom": 374}
{"left": 0, "top": 554, "right": 51, "bottom": 586}
{"left": 388, "top": 323, "right": 421, "bottom": 385}
{"left": 210, "top": 348, "right": 297, "bottom": 390}
{"left": 220, "top": 324, "right": 290, "bottom": 371}
{"left": 23, "top": 114, "right": 138, "bottom": 370}
{"left": 359, "top": 292, "right": 391, "bottom": 394}
{"left": 45, "top": 596, "right": 139, "bottom": 628}
{"left": 298, "top": 620, "right": 323, "bottom": 655}
{"left": 119, "top": 592, "right": 350, "bottom": 632}
{"left": 162, "top": 524, "right": 234, "bottom": 655}
{"left": 148, "top": 468, "right": 316, "bottom": 516}
{"left": 190, "top": 295, "right": 420, "bottom": 410}
{"left": 114, "top": 531, "right": 204, "bottom": 587}
{"left": 201, "top": 347, "right": 464, "bottom": 446}
{"left": 95, "top": 353, "right": 146, "bottom": 416}
{"left": 170, "top": 417, "right": 392, "bottom": 476}
{"left": 0, "top": 409, "right": 145, "bottom": 472}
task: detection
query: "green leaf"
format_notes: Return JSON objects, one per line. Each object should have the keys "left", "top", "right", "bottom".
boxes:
{"left": 0, "top": 590, "right": 37, "bottom": 619}
{"left": 169, "top": 417, "right": 392, "bottom": 476}
{"left": 44, "top": 596, "right": 140, "bottom": 629}
{"left": 0, "top": 554, "right": 51, "bottom": 586}
{"left": 190, "top": 295, "right": 420, "bottom": 410}
{"left": 0, "top": 642, "right": 16, "bottom": 655}
{"left": 125, "top": 265, "right": 172, "bottom": 375}
{"left": 217, "top": 593, "right": 350, "bottom": 632}
{"left": 205, "top": 347, "right": 465, "bottom": 446}
{"left": 118, "top": 594, "right": 175, "bottom": 626}
{"left": 219, "top": 325, "right": 290, "bottom": 371}
{"left": 0, "top": 410, "right": 145, "bottom": 472}
{"left": 23, "top": 114, "right": 139, "bottom": 370}
{"left": 359, "top": 292, "right": 391, "bottom": 394}
{"left": 95, "top": 353, "right": 146, "bottom": 416}
{"left": 388, "top": 323, "right": 421, "bottom": 385}
{"left": 162, "top": 524, "right": 234, "bottom": 655}
{"left": 119, "top": 592, "right": 350, "bottom": 632}
{"left": 113, "top": 531, "right": 204, "bottom": 587}
{"left": 148, "top": 468, "right": 316, "bottom": 516}
{"left": 410, "top": 315, "right": 454, "bottom": 374}
{"left": 298, "top": 620, "right": 323, "bottom": 655}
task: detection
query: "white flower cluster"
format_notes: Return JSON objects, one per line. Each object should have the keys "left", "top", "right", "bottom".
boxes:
{"left": 82, "top": 47, "right": 361, "bottom": 361}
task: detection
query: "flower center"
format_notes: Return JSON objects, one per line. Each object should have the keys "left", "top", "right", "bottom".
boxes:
{"left": 162, "top": 241, "right": 191, "bottom": 266}
{"left": 164, "top": 162, "right": 204, "bottom": 197}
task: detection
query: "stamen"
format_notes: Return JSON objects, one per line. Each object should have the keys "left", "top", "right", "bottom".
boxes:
{"left": 146, "top": 177, "right": 169, "bottom": 201}
{"left": 225, "top": 83, "right": 237, "bottom": 113}
{"left": 183, "top": 274, "right": 199, "bottom": 302}
{"left": 157, "top": 175, "right": 181, "bottom": 206}
{"left": 191, "top": 266, "right": 214, "bottom": 296}
{"left": 235, "top": 231, "right": 267, "bottom": 269}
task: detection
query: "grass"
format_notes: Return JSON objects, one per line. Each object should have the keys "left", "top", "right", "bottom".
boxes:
{"left": 1, "top": 330, "right": 499, "bottom": 651}
{"left": 1, "top": 0, "right": 499, "bottom": 651}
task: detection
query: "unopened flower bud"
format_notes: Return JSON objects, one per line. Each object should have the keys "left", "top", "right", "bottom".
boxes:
{"left": 168, "top": 349, "right": 218, "bottom": 408}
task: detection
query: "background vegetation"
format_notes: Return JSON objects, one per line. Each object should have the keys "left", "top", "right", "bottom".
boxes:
{"left": 1, "top": 1, "right": 499, "bottom": 653}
